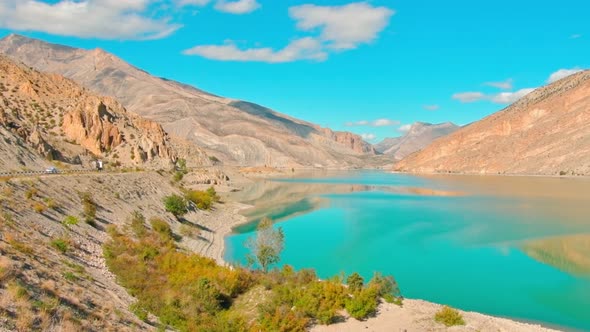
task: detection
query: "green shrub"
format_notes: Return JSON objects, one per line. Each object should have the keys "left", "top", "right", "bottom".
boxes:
{"left": 163, "top": 194, "right": 188, "bottom": 217}
{"left": 293, "top": 280, "right": 348, "bottom": 324}
{"left": 173, "top": 171, "right": 184, "bottom": 182}
{"left": 103, "top": 223, "right": 252, "bottom": 332}
{"left": 434, "top": 306, "right": 465, "bottom": 327}
{"left": 130, "top": 302, "right": 148, "bottom": 322}
{"left": 345, "top": 287, "right": 378, "bottom": 320}
{"left": 368, "top": 272, "right": 402, "bottom": 303}
{"left": 62, "top": 215, "right": 79, "bottom": 227}
{"left": 346, "top": 272, "right": 364, "bottom": 293}
{"left": 63, "top": 272, "right": 77, "bottom": 281}
{"left": 206, "top": 186, "right": 221, "bottom": 202}
{"left": 185, "top": 190, "right": 212, "bottom": 210}
{"left": 257, "top": 305, "right": 309, "bottom": 332}
{"left": 51, "top": 238, "right": 69, "bottom": 254}
{"left": 150, "top": 217, "right": 172, "bottom": 240}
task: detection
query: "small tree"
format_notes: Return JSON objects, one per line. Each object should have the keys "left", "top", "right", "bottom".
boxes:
{"left": 346, "top": 272, "right": 364, "bottom": 293}
{"left": 246, "top": 217, "right": 285, "bottom": 273}
{"left": 163, "top": 194, "right": 188, "bottom": 217}
{"left": 368, "top": 272, "right": 402, "bottom": 304}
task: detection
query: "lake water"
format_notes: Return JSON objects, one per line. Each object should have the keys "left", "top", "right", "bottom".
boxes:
{"left": 224, "top": 171, "right": 590, "bottom": 331}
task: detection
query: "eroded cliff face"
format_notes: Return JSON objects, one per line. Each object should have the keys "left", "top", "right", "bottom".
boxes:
{"left": 395, "top": 71, "right": 590, "bottom": 176}
{"left": 319, "top": 128, "right": 375, "bottom": 154}
{"left": 60, "top": 96, "right": 173, "bottom": 163}
{"left": 0, "top": 54, "right": 175, "bottom": 168}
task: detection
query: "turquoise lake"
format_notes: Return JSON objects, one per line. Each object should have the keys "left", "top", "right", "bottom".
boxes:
{"left": 224, "top": 171, "right": 590, "bottom": 331}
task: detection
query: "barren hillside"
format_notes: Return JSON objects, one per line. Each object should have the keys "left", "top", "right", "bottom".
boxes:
{"left": 0, "top": 34, "right": 375, "bottom": 168}
{"left": 0, "top": 55, "right": 182, "bottom": 170}
{"left": 395, "top": 71, "right": 590, "bottom": 175}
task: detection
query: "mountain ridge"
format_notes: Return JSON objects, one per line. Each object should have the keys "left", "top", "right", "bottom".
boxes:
{"left": 374, "top": 122, "right": 459, "bottom": 160}
{"left": 395, "top": 70, "right": 590, "bottom": 175}
{"left": 0, "top": 34, "right": 376, "bottom": 168}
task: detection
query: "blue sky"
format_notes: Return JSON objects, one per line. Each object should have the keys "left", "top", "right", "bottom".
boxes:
{"left": 0, "top": 0, "right": 588, "bottom": 142}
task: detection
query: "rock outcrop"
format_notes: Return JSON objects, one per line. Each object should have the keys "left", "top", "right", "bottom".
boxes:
{"left": 320, "top": 128, "right": 375, "bottom": 154}
{"left": 394, "top": 71, "right": 590, "bottom": 176}
{"left": 0, "top": 54, "right": 176, "bottom": 169}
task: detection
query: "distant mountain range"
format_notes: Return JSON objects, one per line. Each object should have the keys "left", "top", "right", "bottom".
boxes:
{"left": 395, "top": 70, "right": 590, "bottom": 176}
{"left": 0, "top": 34, "right": 375, "bottom": 168}
{"left": 374, "top": 122, "right": 459, "bottom": 160}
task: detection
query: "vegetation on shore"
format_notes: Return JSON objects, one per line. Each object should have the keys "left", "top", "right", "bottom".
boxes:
{"left": 435, "top": 306, "right": 465, "bottom": 327}
{"left": 104, "top": 210, "right": 403, "bottom": 331}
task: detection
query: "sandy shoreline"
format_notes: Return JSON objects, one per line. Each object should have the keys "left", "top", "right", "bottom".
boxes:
{"left": 181, "top": 199, "right": 252, "bottom": 267}
{"left": 312, "top": 300, "right": 562, "bottom": 332}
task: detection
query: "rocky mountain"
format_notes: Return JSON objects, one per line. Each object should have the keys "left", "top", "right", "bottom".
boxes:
{"left": 395, "top": 70, "right": 590, "bottom": 175}
{"left": 0, "top": 54, "right": 179, "bottom": 170}
{"left": 0, "top": 34, "right": 375, "bottom": 168}
{"left": 374, "top": 122, "right": 459, "bottom": 160}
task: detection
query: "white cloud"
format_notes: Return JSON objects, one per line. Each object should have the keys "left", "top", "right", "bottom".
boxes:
{"left": 570, "top": 34, "right": 582, "bottom": 39}
{"left": 215, "top": 0, "right": 260, "bottom": 14}
{"left": 373, "top": 118, "right": 399, "bottom": 127}
{"left": 547, "top": 68, "right": 583, "bottom": 83}
{"left": 361, "top": 133, "right": 376, "bottom": 141}
{"left": 423, "top": 104, "right": 440, "bottom": 111}
{"left": 452, "top": 68, "right": 588, "bottom": 106}
{"left": 452, "top": 92, "right": 486, "bottom": 103}
{"left": 484, "top": 78, "right": 513, "bottom": 90}
{"left": 345, "top": 118, "right": 400, "bottom": 127}
{"left": 289, "top": 2, "right": 394, "bottom": 50}
{"left": 398, "top": 124, "right": 412, "bottom": 133}
{"left": 490, "top": 88, "right": 535, "bottom": 104}
{"left": 183, "top": 37, "right": 327, "bottom": 63}
{"left": 452, "top": 88, "right": 534, "bottom": 104}
{"left": 175, "top": 0, "right": 211, "bottom": 6}
{"left": 0, "top": 0, "right": 182, "bottom": 40}
{"left": 185, "top": 2, "right": 395, "bottom": 62}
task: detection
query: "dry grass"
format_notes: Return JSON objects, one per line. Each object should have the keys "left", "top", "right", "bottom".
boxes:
{"left": 33, "top": 201, "right": 47, "bottom": 213}
{"left": 5, "top": 232, "right": 34, "bottom": 255}
{"left": 0, "top": 255, "right": 14, "bottom": 283}
{"left": 41, "top": 279, "right": 57, "bottom": 293}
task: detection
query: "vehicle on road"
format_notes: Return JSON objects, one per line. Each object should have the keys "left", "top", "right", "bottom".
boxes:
{"left": 45, "top": 167, "right": 58, "bottom": 174}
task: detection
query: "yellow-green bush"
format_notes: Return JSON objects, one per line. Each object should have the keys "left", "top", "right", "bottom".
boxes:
{"left": 185, "top": 190, "right": 212, "bottom": 210}
{"left": 62, "top": 215, "right": 79, "bottom": 227}
{"left": 435, "top": 306, "right": 465, "bottom": 327}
